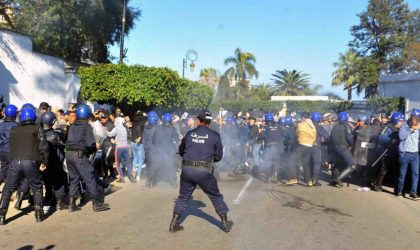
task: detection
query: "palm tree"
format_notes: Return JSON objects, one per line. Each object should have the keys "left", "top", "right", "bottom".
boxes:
{"left": 270, "top": 70, "right": 311, "bottom": 96}
{"left": 250, "top": 83, "right": 273, "bottom": 101}
{"left": 332, "top": 50, "right": 359, "bottom": 101}
{"left": 199, "top": 68, "right": 220, "bottom": 88}
{"left": 223, "top": 48, "right": 258, "bottom": 100}
{"left": 224, "top": 48, "right": 258, "bottom": 83}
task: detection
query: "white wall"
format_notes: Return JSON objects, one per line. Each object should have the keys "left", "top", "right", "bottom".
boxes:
{"left": 379, "top": 80, "right": 420, "bottom": 113}
{"left": 0, "top": 29, "right": 81, "bottom": 109}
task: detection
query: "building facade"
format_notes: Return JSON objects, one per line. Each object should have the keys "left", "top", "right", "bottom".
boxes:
{"left": 378, "top": 72, "right": 420, "bottom": 114}
{"left": 0, "top": 28, "right": 81, "bottom": 109}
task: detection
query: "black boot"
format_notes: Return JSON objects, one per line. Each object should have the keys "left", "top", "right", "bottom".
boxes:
{"left": 331, "top": 165, "right": 357, "bottom": 186}
{"left": 14, "top": 191, "right": 25, "bottom": 210}
{"left": 220, "top": 214, "right": 233, "bottom": 233}
{"left": 33, "top": 192, "right": 44, "bottom": 222}
{"left": 57, "top": 198, "right": 69, "bottom": 210}
{"left": 34, "top": 207, "right": 44, "bottom": 222}
{"left": 92, "top": 199, "right": 110, "bottom": 212}
{"left": 0, "top": 197, "right": 10, "bottom": 225}
{"left": 373, "top": 175, "right": 385, "bottom": 192}
{"left": 69, "top": 197, "right": 81, "bottom": 212}
{"left": 169, "top": 213, "right": 184, "bottom": 233}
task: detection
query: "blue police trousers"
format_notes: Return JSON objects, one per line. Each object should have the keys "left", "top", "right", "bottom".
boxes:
{"left": 1, "top": 159, "right": 43, "bottom": 200}
{"left": 66, "top": 152, "right": 102, "bottom": 200}
{"left": 174, "top": 166, "right": 229, "bottom": 216}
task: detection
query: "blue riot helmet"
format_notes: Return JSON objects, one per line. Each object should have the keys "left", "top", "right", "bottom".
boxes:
{"left": 21, "top": 103, "right": 35, "bottom": 110}
{"left": 163, "top": 113, "right": 173, "bottom": 126}
{"left": 19, "top": 107, "right": 37, "bottom": 124}
{"left": 310, "top": 112, "right": 322, "bottom": 124}
{"left": 75, "top": 104, "right": 91, "bottom": 119}
{"left": 148, "top": 111, "right": 158, "bottom": 125}
{"left": 285, "top": 115, "right": 294, "bottom": 126}
{"left": 234, "top": 118, "right": 242, "bottom": 126}
{"left": 41, "top": 111, "right": 56, "bottom": 130}
{"left": 391, "top": 112, "right": 404, "bottom": 125}
{"left": 358, "top": 115, "right": 370, "bottom": 125}
{"left": 410, "top": 108, "right": 420, "bottom": 117}
{"left": 226, "top": 116, "right": 234, "bottom": 124}
{"left": 265, "top": 112, "right": 274, "bottom": 122}
{"left": 278, "top": 117, "right": 286, "bottom": 126}
{"left": 4, "top": 104, "right": 18, "bottom": 118}
{"left": 338, "top": 112, "right": 349, "bottom": 123}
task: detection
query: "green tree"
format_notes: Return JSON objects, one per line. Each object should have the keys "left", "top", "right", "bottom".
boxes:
{"left": 11, "top": 0, "right": 140, "bottom": 63}
{"left": 78, "top": 64, "right": 213, "bottom": 111}
{"left": 350, "top": 0, "right": 419, "bottom": 97}
{"left": 223, "top": 48, "right": 258, "bottom": 100}
{"left": 332, "top": 50, "right": 360, "bottom": 101}
{"left": 249, "top": 83, "right": 272, "bottom": 101}
{"left": 0, "top": 1, "right": 14, "bottom": 28}
{"left": 214, "top": 75, "right": 235, "bottom": 102}
{"left": 270, "top": 70, "right": 311, "bottom": 96}
{"left": 199, "top": 68, "right": 220, "bottom": 88}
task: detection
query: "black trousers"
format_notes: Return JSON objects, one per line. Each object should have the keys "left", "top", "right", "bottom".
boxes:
{"left": 66, "top": 152, "right": 102, "bottom": 200}
{"left": 1, "top": 159, "right": 43, "bottom": 204}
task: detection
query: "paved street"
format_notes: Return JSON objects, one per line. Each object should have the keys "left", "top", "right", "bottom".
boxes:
{"left": 1, "top": 173, "right": 420, "bottom": 250}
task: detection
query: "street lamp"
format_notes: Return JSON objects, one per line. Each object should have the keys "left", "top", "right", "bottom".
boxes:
{"left": 182, "top": 50, "right": 198, "bottom": 78}
{"left": 119, "top": 0, "right": 127, "bottom": 64}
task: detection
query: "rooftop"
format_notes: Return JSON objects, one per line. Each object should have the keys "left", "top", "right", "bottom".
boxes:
{"left": 379, "top": 71, "right": 420, "bottom": 83}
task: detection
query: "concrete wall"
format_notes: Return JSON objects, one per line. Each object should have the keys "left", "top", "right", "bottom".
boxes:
{"left": 379, "top": 80, "right": 420, "bottom": 113}
{"left": 0, "top": 28, "right": 80, "bottom": 109}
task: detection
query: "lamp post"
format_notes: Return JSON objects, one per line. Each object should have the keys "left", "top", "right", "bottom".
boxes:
{"left": 182, "top": 50, "right": 198, "bottom": 78}
{"left": 119, "top": 0, "right": 127, "bottom": 64}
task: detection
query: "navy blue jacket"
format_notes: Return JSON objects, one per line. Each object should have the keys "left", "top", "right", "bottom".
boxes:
{"left": 179, "top": 125, "right": 223, "bottom": 162}
{"left": 0, "top": 118, "right": 18, "bottom": 153}
{"left": 66, "top": 119, "right": 96, "bottom": 154}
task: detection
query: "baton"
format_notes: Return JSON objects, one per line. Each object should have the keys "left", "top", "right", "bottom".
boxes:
{"left": 371, "top": 148, "right": 388, "bottom": 167}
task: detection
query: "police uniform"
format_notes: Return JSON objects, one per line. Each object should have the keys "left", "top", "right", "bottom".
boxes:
{"left": 65, "top": 106, "right": 109, "bottom": 212}
{"left": 170, "top": 111, "right": 233, "bottom": 233}
{"left": 43, "top": 127, "right": 67, "bottom": 209}
{"left": 150, "top": 122, "right": 179, "bottom": 187}
{"left": 143, "top": 122, "right": 157, "bottom": 187}
{"left": 0, "top": 109, "right": 49, "bottom": 224}
{"left": 0, "top": 117, "right": 18, "bottom": 184}
{"left": 330, "top": 121, "right": 355, "bottom": 185}
{"left": 261, "top": 121, "right": 287, "bottom": 182}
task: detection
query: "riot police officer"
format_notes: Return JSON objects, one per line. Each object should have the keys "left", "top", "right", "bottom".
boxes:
{"left": 0, "top": 105, "right": 18, "bottom": 186}
{"left": 260, "top": 113, "right": 287, "bottom": 183}
{"left": 310, "top": 112, "right": 330, "bottom": 186}
{"left": 170, "top": 110, "right": 233, "bottom": 233}
{"left": 41, "top": 111, "right": 68, "bottom": 210}
{"left": 330, "top": 112, "right": 356, "bottom": 186}
{"left": 143, "top": 111, "right": 158, "bottom": 187}
{"left": 65, "top": 104, "right": 109, "bottom": 212}
{"left": 0, "top": 107, "right": 49, "bottom": 224}
{"left": 150, "top": 113, "right": 179, "bottom": 188}
{"left": 373, "top": 112, "right": 404, "bottom": 191}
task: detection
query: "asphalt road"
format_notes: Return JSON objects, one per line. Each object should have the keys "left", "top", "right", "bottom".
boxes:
{"left": 1, "top": 173, "right": 420, "bottom": 250}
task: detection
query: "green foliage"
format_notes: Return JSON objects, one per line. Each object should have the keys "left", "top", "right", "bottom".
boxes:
{"left": 209, "top": 100, "right": 352, "bottom": 115}
{"left": 332, "top": 50, "right": 360, "bottom": 100}
{"left": 199, "top": 68, "right": 220, "bottom": 88}
{"left": 223, "top": 48, "right": 258, "bottom": 100}
{"left": 78, "top": 64, "right": 213, "bottom": 111}
{"left": 348, "top": 0, "right": 419, "bottom": 97}
{"left": 366, "top": 96, "right": 405, "bottom": 114}
{"left": 270, "top": 69, "right": 314, "bottom": 96}
{"left": 11, "top": 0, "right": 140, "bottom": 63}
{"left": 249, "top": 83, "right": 272, "bottom": 101}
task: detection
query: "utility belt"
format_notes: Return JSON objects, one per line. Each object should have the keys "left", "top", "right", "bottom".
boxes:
{"left": 182, "top": 160, "right": 213, "bottom": 169}
{"left": 66, "top": 148, "right": 88, "bottom": 158}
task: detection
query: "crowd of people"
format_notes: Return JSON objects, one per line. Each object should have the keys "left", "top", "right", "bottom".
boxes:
{"left": 0, "top": 100, "right": 419, "bottom": 225}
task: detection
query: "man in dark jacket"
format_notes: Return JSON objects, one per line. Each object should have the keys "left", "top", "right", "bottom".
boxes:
{"left": 0, "top": 107, "right": 49, "bottom": 224}
{"left": 0, "top": 105, "right": 18, "bottom": 186}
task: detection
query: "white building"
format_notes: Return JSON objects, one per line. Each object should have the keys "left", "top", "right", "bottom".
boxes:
{"left": 0, "top": 28, "right": 81, "bottom": 109}
{"left": 378, "top": 72, "right": 420, "bottom": 113}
